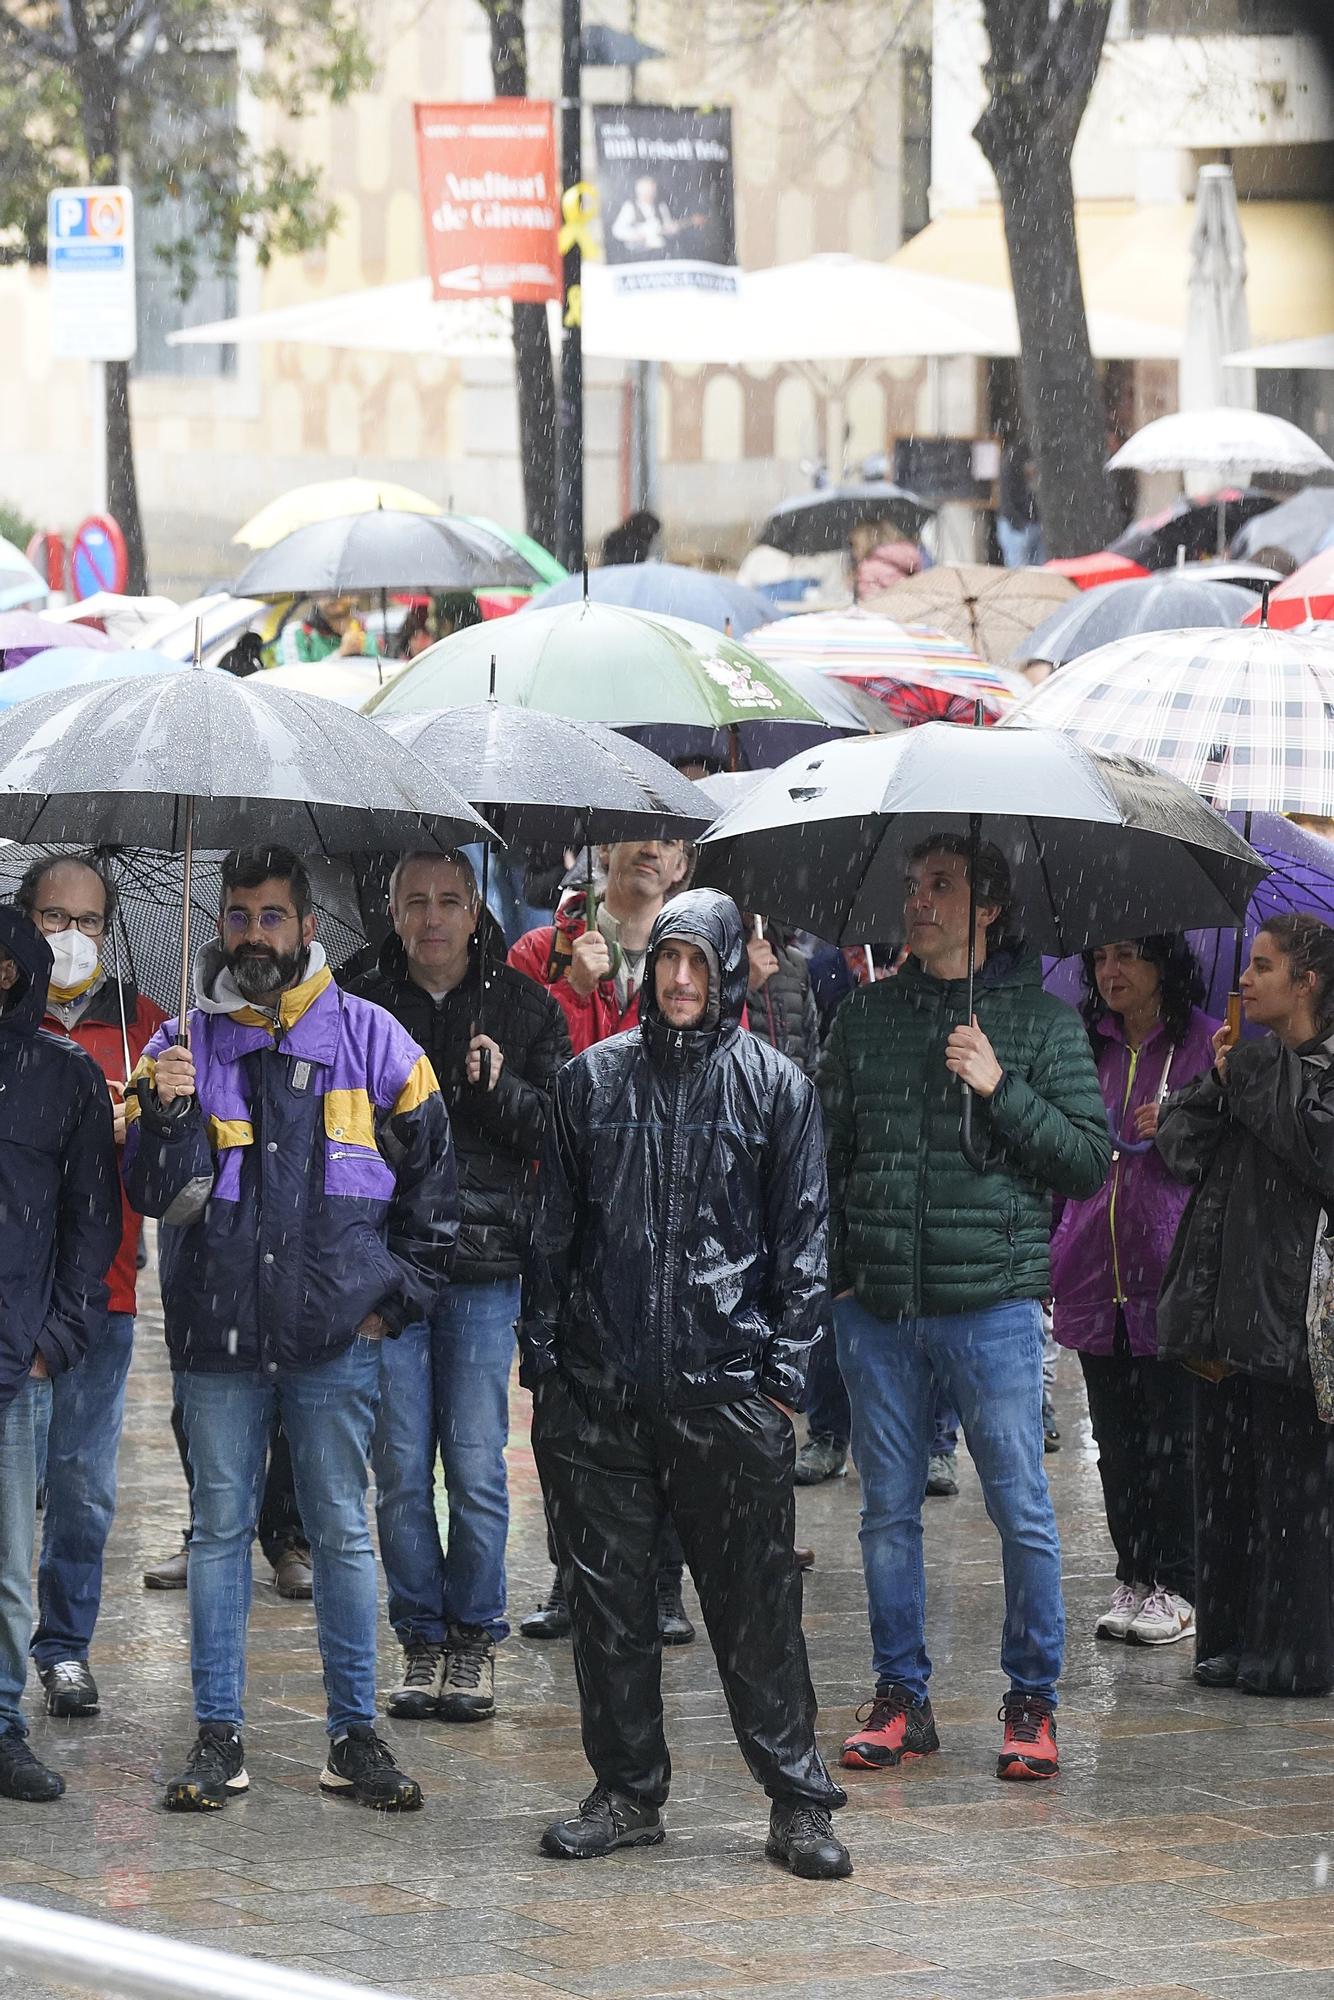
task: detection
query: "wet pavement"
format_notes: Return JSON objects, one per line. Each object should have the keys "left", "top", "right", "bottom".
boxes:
{"left": 10, "top": 1267, "right": 1334, "bottom": 2000}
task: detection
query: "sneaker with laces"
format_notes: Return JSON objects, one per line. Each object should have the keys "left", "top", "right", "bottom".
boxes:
{"left": 539, "top": 1784, "right": 665, "bottom": 1859}
{"left": 38, "top": 1658, "right": 99, "bottom": 1717}
{"left": 997, "top": 1692, "right": 1058, "bottom": 1780}
{"left": 840, "top": 1685, "right": 939, "bottom": 1770}
{"left": 794, "top": 1435, "right": 848, "bottom": 1485}
{"left": 164, "top": 1723, "right": 248, "bottom": 1812}
{"left": 438, "top": 1624, "right": 495, "bottom": 1722}
{"left": 320, "top": 1724, "right": 423, "bottom": 1810}
{"left": 0, "top": 1727, "right": 64, "bottom": 1802}
{"left": 925, "top": 1452, "right": 959, "bottom": 1497}
{"left": 386, "top": 1641, "right": 447, "bottom": 1720}
{"left": 1095, "top": 1582, "right": 1148, "bottom": 1642}
{"left": 1126, "top": 1588, "right": 1195, "bottom": 1648}
{"left": 766, "top": 1800, "right": 853, "bottom": 1879}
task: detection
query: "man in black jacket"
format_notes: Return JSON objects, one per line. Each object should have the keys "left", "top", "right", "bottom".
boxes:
{"left": 350, "top": 850, "right": 570, "bottom": 1724}
{"left": 523, "top": 888, "right": 850, "bottom": 1878}
{"left": 0, "top": 907, "right": 119, "bottom": 1801}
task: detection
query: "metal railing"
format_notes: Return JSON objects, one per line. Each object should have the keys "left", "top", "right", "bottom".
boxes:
{"left": 0, "top": 1896, "right": 413, "bottom": 2000}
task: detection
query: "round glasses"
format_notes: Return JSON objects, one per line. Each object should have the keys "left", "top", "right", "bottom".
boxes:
{"left": 223, "top": 909, "right": 294, "bottom": 934}
{"left": 36, "top": 908, "right": 106, "bottom": 937}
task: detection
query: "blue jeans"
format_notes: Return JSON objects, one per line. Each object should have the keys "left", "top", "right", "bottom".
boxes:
{"left": 372, "top": 1278, "right": 519, "bottom": 1644}
{"left": 0, "top": 1379, "right": 52, "bottom": 1735}
{"left": 802, "top": 1324, "right": 852, "bottom": 1448}
{"left": 837, "top": 1295, "right": 1064, "bottom": 1705}
{"left": 175, "top": 1339, "right": 382, "bottom": 1734}
{"left": 933, "top": 1391, "right": 959, "bottom": 1458}
{"left": 33, "top": 1312, "right": 135, "bottom": 1669}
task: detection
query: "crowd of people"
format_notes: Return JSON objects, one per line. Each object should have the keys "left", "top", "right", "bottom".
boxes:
{"left": 1, "top": 823, "right": 1333, "bottom": 1884}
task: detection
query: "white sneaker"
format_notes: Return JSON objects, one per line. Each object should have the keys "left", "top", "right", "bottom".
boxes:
{"left": 1126, "top": 1588, "right": 1196, "bottom": 1647}
{"left": 1095, "top": 1582, "right": 1148, "bottom": 1641}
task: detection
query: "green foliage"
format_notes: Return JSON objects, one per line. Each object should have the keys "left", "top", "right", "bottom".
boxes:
{"left": 0, "top": 499, "right": 37, "bottom": 548}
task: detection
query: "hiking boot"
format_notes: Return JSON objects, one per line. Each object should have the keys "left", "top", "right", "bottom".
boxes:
{"left": 656, "top": 1576, "right": 696, "bottom": 1646}
{"left": 272, "top": 1545, "right": 314, "bottom": 1600}
{"left": 520, "top": 1570, "right": 571, "bottom": 1641}
{"left": 39, "top": 1659, "right": 99, "bottom": 1718}
{"left": 1193, "top": 1651, "right": 1240, "bottom": 1688}
{"left": 794, "top": 1544, "right": 816, "bottom": 1571}
{"left": 320, "top": 1724, "right": 423, "bottom": 1810}
{"left": 1126, "top": 1588, "right": 1195, "bottom": 1648}
{"left": 386, "top": 1640, "right": 447, "bottom": 1720}
{"left": 1095, "top": 1582, "right": 1148, "bottom": 1642}
{"left": 164, "top": 1723, "right": 248, "bottom": 1812}
{"left": 925, "top": 1452, "right": 958, "bottom": 1497}
{"left": 997, "top": 1692, "right": 1059, "bottom": 1781}
{"left": 766, "top": 1801, "right": 853, "bottom": 1879}
{"left": 539, "top": 1784, "right": 665, "bottom": 1860}
{"left": 794, "top": 1435, "right": 848, "bottom": 1485}
{"left": 841, "top": 1685, "right": 939, "bottom": 1770}
{"left": 438, "top": 1625, "right": 495, "bottom": 1722}
{"left": 0, "top": 1728, "right": 64, "bottom": 1802}
{"left": 143, "top": 1543, "right": 189, "bottom": 1591}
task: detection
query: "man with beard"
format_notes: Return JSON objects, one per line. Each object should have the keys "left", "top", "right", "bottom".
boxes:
{"left": 125, "top": 846, "right": 457, "bottom": 1816}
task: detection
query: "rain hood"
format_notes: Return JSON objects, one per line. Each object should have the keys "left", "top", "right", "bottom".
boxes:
{"left": 0, "top": 903, "right": 52, "bottom": 1038}
{"left": 640, "top": 889, "right": 747, "bottom": 1056}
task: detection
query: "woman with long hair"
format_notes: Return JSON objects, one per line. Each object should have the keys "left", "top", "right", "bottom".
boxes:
{"left": 1051, "top": 936, "right": 1217, "bottom": 1648}
{"left": 1158, "top": 914, "right": 1334, "bottom": 1695}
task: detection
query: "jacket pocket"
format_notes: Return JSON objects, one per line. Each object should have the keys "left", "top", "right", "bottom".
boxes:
{"left": 324, "top": 1141, "right": 396, "bottom": 1201}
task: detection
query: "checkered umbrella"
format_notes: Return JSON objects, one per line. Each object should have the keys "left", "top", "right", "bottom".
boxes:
{"left": 1002, "top": 625, "right": 1334, "bottom": 816}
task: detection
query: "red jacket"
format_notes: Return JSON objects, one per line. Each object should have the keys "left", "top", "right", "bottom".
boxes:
{"left": 47, "top": 982, "right": 166, "bottom": 1316}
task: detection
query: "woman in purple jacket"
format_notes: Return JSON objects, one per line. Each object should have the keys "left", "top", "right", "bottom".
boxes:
{"left": 1050, "top": 936, "right": 1218, "bottom": 1650}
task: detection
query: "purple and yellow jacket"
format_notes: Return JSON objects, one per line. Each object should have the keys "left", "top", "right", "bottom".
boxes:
{"left": 124, "top": 952, "right": 458, "bottom": 1374}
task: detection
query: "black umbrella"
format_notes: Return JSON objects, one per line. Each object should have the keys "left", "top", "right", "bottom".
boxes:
{"left": 695, "top": 722, "right": 1267, "bottom": 1168}
{"left": 1014, "top": 574, "right": 1255, "bottom": 669}
{"left": 619, "top": 663, "right": 895, "bottom": 772}
{"left": 757, "top": 482, "right": 934, "bottom": 558}
{"left": 232, "top": 512, "right": 541, "bottom": 599}
{"left": 1233, "top": 485, "right": 1334, "bottom": 568}
{"left": 1110, "top": 491, "right": 1277, "bottom": 568}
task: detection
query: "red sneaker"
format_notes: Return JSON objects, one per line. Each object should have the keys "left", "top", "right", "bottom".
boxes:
{"left": 996, "top": 1693, "right": 1058, "bottom": 1780}
{"left": 840, "top": 1686, "right": 939, "bottom": 1770}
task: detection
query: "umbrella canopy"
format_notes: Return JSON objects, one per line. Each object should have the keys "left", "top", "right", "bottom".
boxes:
{"left": 1108, "top": 408, "right": 1334, "bottom": 480}
{"left": 863, "top": 564, "right": 1078, "bottom": 664}
{"left": 364, "top": 602, "right": 822, "bottom": 729}
{"left": 129, "top": 593, "right": 269, "bottom": 666}
{"left": 1109, "top": 490, "right": 1276, "bottom": 569}
{"left": 744, "top": 610, "right": 1026, "bottom": 725}
{"left": 232, "top": 512, "right": 541, "bottom": 599}
{"left": 264, "top": 657, "right": 410, "bottom": 705}
{"left": 0, "top": 614, "right": 116, "bottom": 672}
{"left": 1044, "top": 553, "right": 1152, "bottom": 591}
{"left": 378, "top": 705, "right": 712, "bottom": 846}
{"left": 757, "top": 483, "right": 934, "bottom": 558}
{"left": 618, "top": 663, "right": 896, "bottom": 774}
{"left": 0, "top": 649, "right": 194, "bottom": 711}
{"left": 694, "top": 723, "right": 1266, "bottom": 953}
{"left": 1003, "top": 625, "right": 1334, "bottom": 816}
{"left": 527, "top": 563, "right": 774, "bottom": 637}
{"left": 1241, "top": 548, "right": 1334, "bottom": 629}
{"left": 43, "top": 593, "right": 179, "bottom": 644}
{"left": 462, "top": 519, "right": 566, "bottom": 588}
{"left": 1232, "top": 485, "right": 1334, "bottom": 568}
{"left": 0, "top": 667, "right": 492, "bottom": 852}
{"left": 234, "top": 479, "right": 444, "bottom": 550}
{"left": 1180, "top": 164, "right": 1254, "bottom": 414}
{"left": 1014, "top": 575, "right": 1256, "bottom": 669}
{"left": 0, "top": 535, "right": 46, "bottom": 613}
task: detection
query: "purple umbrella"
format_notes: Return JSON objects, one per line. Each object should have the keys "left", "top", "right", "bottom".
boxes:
{"left": 1045, "top": 813, "right": 1334, "bottom": 1033}
{"left": 0, "top": 613, "right": 116, "bottom": 672}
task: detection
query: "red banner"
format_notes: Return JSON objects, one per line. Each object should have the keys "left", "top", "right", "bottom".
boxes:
{"left": 414, "top": 100, "right": 560, "bottom": 304}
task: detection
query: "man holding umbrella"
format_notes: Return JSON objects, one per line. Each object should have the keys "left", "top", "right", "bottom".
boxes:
{"left": 125, "top": 844, "right": 458, "bottom": 1814}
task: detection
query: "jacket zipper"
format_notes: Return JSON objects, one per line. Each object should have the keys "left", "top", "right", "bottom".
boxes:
{"left": 912, "top": 990, "right": 940, "bottom": 1313}
{"left": 1109, "top": 1044, "right": 1139, "bottom": 1304}
{"left": 656, "top": 1034, "right": 687, "bottom": 1399}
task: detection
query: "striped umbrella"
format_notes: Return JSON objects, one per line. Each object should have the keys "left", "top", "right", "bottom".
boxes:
{"left": 745, "top": 609, "right": 1027, "bottom": 726}
{"left": 1004, "top": 624, "right": 1334, "bottom": 815}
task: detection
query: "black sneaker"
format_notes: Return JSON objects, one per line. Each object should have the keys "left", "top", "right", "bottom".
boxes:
{"left": 0, "top": 1727, "right": 64, "bottom": 1801}
{"left": 163, "top": 1723, "right": 248, "bottom": 1812}
{"left": 39, "top": 1659, "right": 100, "bottom": 1718}
{"left": 320, "top": 1724, "right": 423, "bottom": 1810}
{"left": 539, "top": 1784, "right": 665, "bottom": 1860}
{"left": 656, "top": 1575, "right": 696, "bottom": 1647}
{"left": 520, "top": 1570, "right": 571, "bottom": 1640}
{"left": 386, "top": 1640, "right": 447, "bottom": 1720}
{"left": 438, "top": 1625, "right": 495, "bottom": 1723}
{"left": 766, "top": 1801, "right": 853, "bottom": 1879}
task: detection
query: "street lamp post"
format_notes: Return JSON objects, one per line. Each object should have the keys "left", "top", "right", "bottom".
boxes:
{"left": 556, "top": 0, "right": 584, "bottom": 572}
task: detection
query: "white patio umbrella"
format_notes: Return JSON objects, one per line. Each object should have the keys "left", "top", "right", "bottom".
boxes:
{"left": 1108, "top": 408, "right": 1334, "bottom": 481}
{"left": 1226, "top": 334, "right": 1334, "bottom": 372}
{"left": 1179, "top": 165, "right": 1254, "bottom": 415}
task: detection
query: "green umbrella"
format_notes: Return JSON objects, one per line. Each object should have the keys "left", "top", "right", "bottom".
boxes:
{"left": 363, "top": 602, "right": 823, "bottom": 729}
{"left": 463, "top": 518, "right": 568, "bottom": 588}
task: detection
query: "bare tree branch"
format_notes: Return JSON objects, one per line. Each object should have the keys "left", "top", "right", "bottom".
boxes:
{"left": 0, "top": 3, "right": 72, "bottom": 63}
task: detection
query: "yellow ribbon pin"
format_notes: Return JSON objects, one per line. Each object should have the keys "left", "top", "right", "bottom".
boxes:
{"left": 557, "top": 182, "right": 602, "bottom": 260}
{"left": 563, "top": 284, "right": 582, "bottom": 329}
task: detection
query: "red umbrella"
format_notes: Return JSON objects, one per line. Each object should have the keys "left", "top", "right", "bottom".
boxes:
{"left": 1242, "top": 547, "right": 1334, "bottom": 628}
{"left": 1044, "top": 552, "right": 1152, "bottom": 591}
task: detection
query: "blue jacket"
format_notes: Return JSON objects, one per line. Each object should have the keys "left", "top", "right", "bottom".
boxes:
{"left": 0, "top": 907, "right": 119, "bottom": 1417}
{"left": 124, "top": 955, "right": 458, "bottom": 1374}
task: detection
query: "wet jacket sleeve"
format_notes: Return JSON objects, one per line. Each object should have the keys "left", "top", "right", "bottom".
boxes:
{"left": 519, "top": 1070, "right": 583, "bottom": 1386}
{"left": 817, "top": 1009, "right": 855, "bottom": 1295}
{"left": 1156, "top": 1068, "right": 1228, "bottom": 1185}
{"left": 1224, "top": 1039, "right": 1334, "bottom": 1204}
{"left": 375, "top": 1087, "right": 459, "bottom": 1332}
{"left": 986, "top": 1007, "right": 1112, "bottom": 1199}
{"left": 36, "top": 1073, "right": 120, "bottom": 1376}
{"left": 759, "top": 1068, "right": 830, "bottom": 1405}
{"left": 121, "top": 1025, "right": 217, "bottom": 1225}
{"left": 466, "top": 992, "right": 572, "bottom": 1161}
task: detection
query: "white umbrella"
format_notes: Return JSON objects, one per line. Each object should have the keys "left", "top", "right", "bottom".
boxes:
{"left": 130, "top": 592, "right": 268, "bottom": 667}
{"left": 1179, "top": 165, "right": 1254, "bottom": 414}
{"left": 1108, "top": 408, "right": 1334, "bottom": 481}
{"left": 1226, "top": 334, "right": 1334, "bottom": 372}
{"left": 44, "top": 592, "right": 179, "bottom": 644}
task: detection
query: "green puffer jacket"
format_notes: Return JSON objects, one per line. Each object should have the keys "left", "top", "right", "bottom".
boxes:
{"left": 820, "top": 949, "right": 1111, "bottom": 1319}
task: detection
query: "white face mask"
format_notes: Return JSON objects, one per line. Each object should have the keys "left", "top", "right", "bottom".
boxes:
{"left": 46, "top": 928, "right": 100, "bottom": 991}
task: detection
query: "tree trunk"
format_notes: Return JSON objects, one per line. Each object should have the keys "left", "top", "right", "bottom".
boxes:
{"left": 482, "top": 0, "right": 559, "bottom": 553}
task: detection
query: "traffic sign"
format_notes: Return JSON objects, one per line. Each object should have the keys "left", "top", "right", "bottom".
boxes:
{"left": 47, "top": 186, "right": 137, "bottom": 361}
{"left": 70, "top": 515, "right": 129, "bottom": 599}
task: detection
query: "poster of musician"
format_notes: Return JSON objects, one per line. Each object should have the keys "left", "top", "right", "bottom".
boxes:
{"left": 592, "top": 106, "right": 738, "bottom": 292}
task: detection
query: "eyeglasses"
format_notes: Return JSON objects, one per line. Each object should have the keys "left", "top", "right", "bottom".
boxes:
{"left": 223, "top": 909, "right": 295, "bottom": 935}
{"left": 36, "top": 908, "right": 106, "bottom": 937}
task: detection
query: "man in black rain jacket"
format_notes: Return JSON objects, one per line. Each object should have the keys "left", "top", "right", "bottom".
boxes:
{"left": 522, "top": 887, "right": 851, "bottom": 1879}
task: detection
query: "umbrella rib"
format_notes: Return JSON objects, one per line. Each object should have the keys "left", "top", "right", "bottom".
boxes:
{"left": 1028, "top": 819, "right": 1067, "bottom": 959}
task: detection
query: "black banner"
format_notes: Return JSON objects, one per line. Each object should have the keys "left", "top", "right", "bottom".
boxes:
{"left": 592, "top": 105, "right": 737, "bottom": 293}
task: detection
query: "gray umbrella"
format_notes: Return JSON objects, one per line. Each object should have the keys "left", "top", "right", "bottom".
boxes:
{"left": 232, "top": 511, "right": 540, "bottom": 598}
{"left": 1015, "top": 573, "right": 1256, "bottom": 669}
